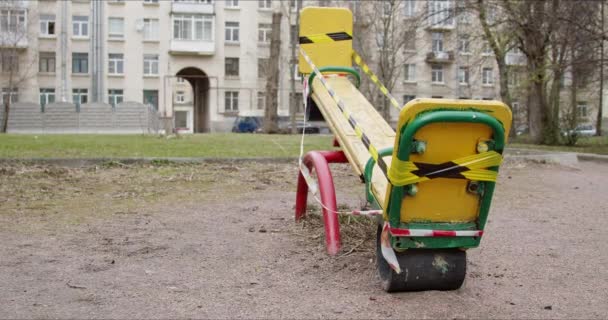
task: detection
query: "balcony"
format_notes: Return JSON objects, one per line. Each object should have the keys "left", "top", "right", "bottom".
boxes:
{"left": 0, "top": 34, "right": 28, "bottom": 49}
{"left": 170, "top": 40, "right": 215, "bottom": 55}
{"left": 171, "top": 0, "right": 214, "bottom": 14}
{"left": 506, "top": 53, "right": 526, "bottom": 66}
{"left": 426, "top": 51, "right": 454, "bottom": 64}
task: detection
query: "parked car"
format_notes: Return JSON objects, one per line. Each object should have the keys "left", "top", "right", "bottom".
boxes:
{"left": 515, "top": 125, "right": 529, "bottom": 136}
{"left": 280, "top": 121, "right": 321, "bottom": 134}
{"left": 562, "top": 125, "right": 597, "bottom": 137}
{"left": 231, "top": 114, "right": 263, "bottom": 133}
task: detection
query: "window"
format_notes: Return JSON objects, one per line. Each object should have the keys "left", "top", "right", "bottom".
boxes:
{"left": 290, "top": 0, "right": 302, "bottom": 11}
{"left": 0, "top": 10, "right": 26, "bottom": 34}
{"left": 225, "top": 57, "right": 239, "bottom": 77}
{"left": 173, "top": 14, "right": 213, "bottom": 41}
{"left": 1, "top": 88, "right": 18, "bottom": 104}
{"left": 382, "top": 1, "right": 392, "bottom": 17}
{"left": 258, "top": 58, "right": 268, "bottom": 78}
{"left": 72, "top": 52, "right": 88, "bottom": 74}
{"left": 509, "top": 72, "right": 520, "bottom": 86}
{"left": 225, "top": 0, "right": 238, "bottom": 8}
{"left": 432, "top": 96, "right": 444, "bottom": 99}
{"left": 108, "top": 17, "right": 124, "bottom": 39}
{"left": 511, "top": 46, "right": 523, "bottom": 55}
{"left": 431, "top": 32, "right": 443, "bottom": 52}
{"left": 431, "top": 64, "right": 443, "bottom": 83}
{"left": 482, "top": 67, "right": 493, "bottom": 85}
{"left": 403, "top": 95, "right": 416, "bottom": 104}
{"left": 404, "top": 64, "right": 416, "bottom": 82}
{"left": 291, "top": 92, "right": 303, "bottom": 112}
{"left": 483, "top": 42, "right": 493, "bottom": 55}
{"left": 173, "top": 0, "right": 213, "bottom": 3}
{"left": 143, "top": 19, "right": 159, "bottom": 41}
{"left": 257, "top": 91, "right": 265, "bottom": 110}
{"left": 176, "top": 91, "right": 186, "bottom": 103}
{"left": 144, "top": 0, "right": 159, "bottom": 3}
{"left": 404, "top": 30, "right": 416, "bottom": 51}
{"left": 290, "top": 25, "right": 298, "bottom": 43}
{"left": 293, "top": 64, "right": 302, "bottom": 81}
{"left": 39, "top": 52, "right": 55, "bottom": 73}
{"left": 175, "top": 111, "right": 188, "bottom": 129}
{"left": 108, "top": 89, "right": 124, "bottom": 107}
{"left": 258, "top": 23, "right": 272, "bottom": 43}
{"left": 458, "top": 35, "right": 470, "bottom": 53}
{"left": 225, "top": 21, "right": 239, "bottom": 43}
{"left": 1, "top": 51, "right": 18, "bottom": 72}
{"left": 143, "top": 90, "right": 159, "bottom": 110}
{"left": 108, "top": 53, "right": 124, "bottom": 75}
{"left": 72, "top": 88, "right": 88, "bottom": 107}
{"left": 109, "top": 0, "right": 125, "bottom": 3}
{"left": 428, "top": 0, "right": 452, "bottom": 27}
{"left": 404, "top": 0, "right": 416, "bottom": 16}
{"left": 458, "top": 11, "right": 471, "bottom": 24}
{"left": 577, "top": 102, "right": 588, "bottom": 117}
{"left": 258, "top": 0, "right": 272, "bottom": 9}
{"left": 177, "top": 77, "right": 185, "bottom": 83}
{"left": 39, "top": 14, "right": 56, "bottom": 36}
{"left": 39, "top": 88, "right": 55, "bottom": 108}
{"left": 143, "top": 54, "right": 159, "bottom": 76}
{"left": 72, "top": 16, "right": 89, "bottom": 38}
{"left": 225, "top": 91, "right": 239, "bottom": 112}
{"left": 511, "top": 101, "right": 519, "bottom": 112}
{"left": 458, "top": 67, "right": 469, "bottom": 84}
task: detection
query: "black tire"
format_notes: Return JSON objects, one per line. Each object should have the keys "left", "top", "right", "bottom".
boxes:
{"left": 376, "top": 225, "right": 467, "bottom": 292}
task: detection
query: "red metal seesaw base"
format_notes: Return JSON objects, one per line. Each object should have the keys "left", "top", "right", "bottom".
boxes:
{"left": 295, "top": 150, "right": 348, "bottom": 255}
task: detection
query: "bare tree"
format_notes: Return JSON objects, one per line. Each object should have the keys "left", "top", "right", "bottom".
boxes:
{"left": 474, "top": 0, "right": 518, "bottom": 135}
{"left": 352, "top": 0, "right": 421, "bottom": 121}
{"left": 1, "top": 1, "right": 37, "bottom": 133}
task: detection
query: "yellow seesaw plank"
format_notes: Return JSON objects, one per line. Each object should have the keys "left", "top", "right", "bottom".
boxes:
{"left": 310, "top": 76, "right": 393, "bottom": 207}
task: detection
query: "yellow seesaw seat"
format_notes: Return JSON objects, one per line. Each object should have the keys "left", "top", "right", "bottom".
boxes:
{"left": 389, "top": 99, "right": 512, "bottom": 223}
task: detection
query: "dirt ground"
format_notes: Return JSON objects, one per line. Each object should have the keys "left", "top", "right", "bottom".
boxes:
{"left": 0, "top": 159, "right": 607, "bottom": 319}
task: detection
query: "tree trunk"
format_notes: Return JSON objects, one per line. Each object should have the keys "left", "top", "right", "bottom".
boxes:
{"left": 263, "top": 12, "right": 282, "bottom": 134}
{"left": 496, "top": 59, "right": 515, "bottom": 137}
{"left": 597, "top": 0, "right": 605, "bottom": 136}
{"left": 289, "top": 0, "right": 301, "bottom": 134}
{"left": 545, "top": 69, "right": 562, "bottom": 145}
{"left": 527, "top": 58, "right": 545, "bottom": 143}
{"left": 1, "top": 101, "right": 9, "bottom": 133}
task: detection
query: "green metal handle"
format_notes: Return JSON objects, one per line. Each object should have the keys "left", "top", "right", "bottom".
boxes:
{"left": 308, "top": 66, "right": 361, "bottom": 89}
{"left": 363, "top": 147, "right": 393, "bottom": 204}
{"left": 389, "top": 110, "right": 507, "bottom": 229}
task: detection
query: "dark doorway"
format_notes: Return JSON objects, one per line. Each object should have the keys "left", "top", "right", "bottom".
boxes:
{"left": 176, "top": 67, "right": 210, "bottom": 133}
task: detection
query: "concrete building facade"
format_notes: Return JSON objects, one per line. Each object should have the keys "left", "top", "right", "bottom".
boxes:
{"left": 0, "top": 0, "right": 604, "bottom": 133}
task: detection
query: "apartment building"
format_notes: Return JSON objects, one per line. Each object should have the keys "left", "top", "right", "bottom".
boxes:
{"left": 0, "top": 0, "right": 602, "bottom": 133}
{"left": 1, "top": 0, "right": 304, "bottom": 133}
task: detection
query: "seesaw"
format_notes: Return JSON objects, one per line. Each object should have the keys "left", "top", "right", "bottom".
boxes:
{"left": 294, "top": 7, "right": 512, "bottom": 292}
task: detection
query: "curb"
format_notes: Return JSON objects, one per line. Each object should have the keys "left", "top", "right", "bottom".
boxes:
{"left": 0, "top": 150, "right": 606, "bottom": 167}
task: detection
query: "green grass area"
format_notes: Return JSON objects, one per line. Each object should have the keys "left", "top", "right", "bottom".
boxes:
{"left": 0, "top": 134, "right": 335, "bottom": 159}
{"left": 510, "top": 135, "right": 608, "bottom": 155}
